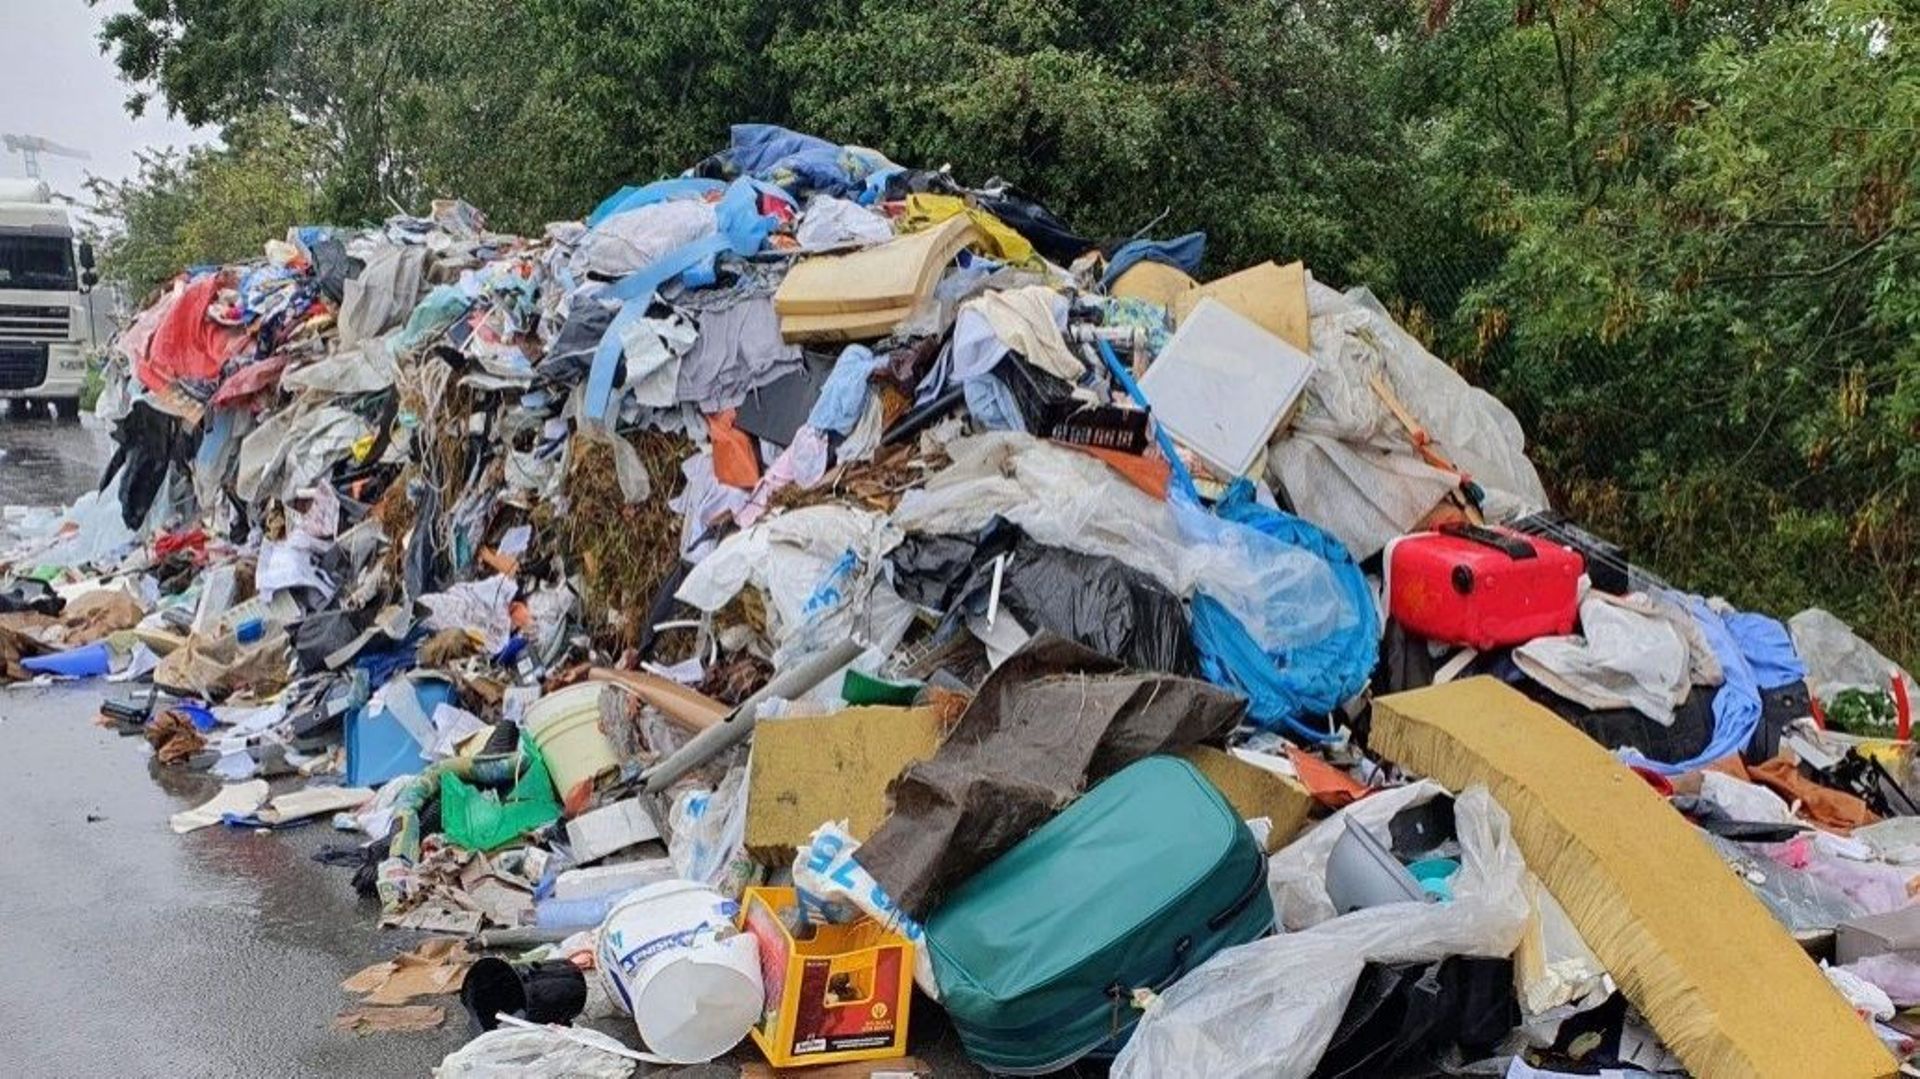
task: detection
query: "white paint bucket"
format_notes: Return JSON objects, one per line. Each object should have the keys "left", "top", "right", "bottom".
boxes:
{"left": 596, "top": 879, "right": 763, "bottom": 1063}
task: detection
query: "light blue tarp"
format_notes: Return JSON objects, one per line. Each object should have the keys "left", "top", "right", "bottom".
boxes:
{"left": 1190, "top": 482, "right": 1381, "bottom": 742}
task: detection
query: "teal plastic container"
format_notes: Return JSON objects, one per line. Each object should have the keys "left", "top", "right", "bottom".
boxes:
{"left": 925, "top": 755, "right": 1273, "bottom": 1074}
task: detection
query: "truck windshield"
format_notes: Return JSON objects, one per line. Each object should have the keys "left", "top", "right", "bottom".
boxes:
{"left": 0, "top": 234, "right": 77, "bottom": 291}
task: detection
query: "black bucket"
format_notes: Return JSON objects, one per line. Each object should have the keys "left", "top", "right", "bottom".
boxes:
{"left": 459, "top": 957, "right": 588, "bottom": 1031}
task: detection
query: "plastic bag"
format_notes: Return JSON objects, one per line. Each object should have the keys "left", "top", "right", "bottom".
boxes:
{"left": 891, "top": 433, "right": 1352, "bottom": 653}
{"left": 1789, "top": 608, "right": 1919, "bottom": 707}
{"left": 666, "top": 766, "right": 757, "bottom": 898}
{"left": 791, "top": 820, "right": 938, "bottom": 997}
{"left": 439, "top": 747, "right": 562, "bottom": 853}
{"left": 1112, "top": 786, "right": 1530, "bottom": 1079}
{"left": 1267, "top": 781, "right": 1450, "bottom": 931}
{"left": 432, "top": 1024, "right": 636, "bottom": 1078}
{"left": 1705, "top": 833, "right": 1863, "bottom": 933}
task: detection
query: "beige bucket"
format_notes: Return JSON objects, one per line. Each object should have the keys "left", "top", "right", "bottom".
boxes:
{"left": 525, "top": 682, "right": 619, "bottom": 795}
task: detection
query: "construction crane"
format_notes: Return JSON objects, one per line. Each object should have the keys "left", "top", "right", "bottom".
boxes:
{"left": 2, "top": 133, "right": 90, "bottom": 181}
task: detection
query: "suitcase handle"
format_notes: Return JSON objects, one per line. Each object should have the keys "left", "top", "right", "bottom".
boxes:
{"left": 1438, "top": 521, "right": 1536, "bottom": 560}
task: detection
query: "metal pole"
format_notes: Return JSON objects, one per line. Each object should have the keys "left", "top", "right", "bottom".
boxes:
{"left": 640, "top": 636, "right": 865, "bottom": 793}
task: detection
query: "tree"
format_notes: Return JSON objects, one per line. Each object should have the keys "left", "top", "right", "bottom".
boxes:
{"left": 85, "top": 109, "right": 327, "bottom": 298}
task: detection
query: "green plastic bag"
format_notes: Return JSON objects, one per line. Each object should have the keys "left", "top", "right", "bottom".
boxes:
{"left": 439, "top": 744, "right": 561, "bottom": 852}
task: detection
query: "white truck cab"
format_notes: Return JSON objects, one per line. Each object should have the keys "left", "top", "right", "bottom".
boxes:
{"left": 0, "top": 178, "right": 99, "bottom": 418}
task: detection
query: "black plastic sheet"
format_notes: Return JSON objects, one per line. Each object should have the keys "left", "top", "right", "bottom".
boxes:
{"left": 888, "top": 518, "right": 1197, "bottom": 675}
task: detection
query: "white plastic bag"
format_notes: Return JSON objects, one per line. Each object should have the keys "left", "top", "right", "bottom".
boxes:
{"left": 666, "top": 766, "right": 756, "bottom": 898}
{"left": 1789, "top": 607, "right": 1918, "bottom": 706}
{"left": 890, "top": 433, "right": 1352, "bottom": 652}
{"left": 1112, "top": 786, "right": 1531, "bottom": 1079}
{"left": 432, "top": 1024, "right": 637, "bottom": 1078}
{"left": 791, "top": 820, "right": 938, "bottom": 997}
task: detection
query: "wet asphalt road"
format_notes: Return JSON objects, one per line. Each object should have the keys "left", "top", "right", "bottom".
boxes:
{"left": 0, "top": 409, "right": 111, "bottom": 508}
{"left": 0, "top": 412, "right": 995, "bottom": 1078}
{"left": 0, "top": 411, "right": 471, "bottom": 1077}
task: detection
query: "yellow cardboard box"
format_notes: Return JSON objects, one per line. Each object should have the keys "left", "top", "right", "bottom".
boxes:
{"left": 739, "top": 886, "right": 914, "bottom": 1069}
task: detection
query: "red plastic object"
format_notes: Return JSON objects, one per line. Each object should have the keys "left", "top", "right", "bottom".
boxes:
{"left": 1892, "top": 671, "right": 1912, "bottom": 742}
{"left": 1386, "top": 523, "right": 1584, "bottom": 650}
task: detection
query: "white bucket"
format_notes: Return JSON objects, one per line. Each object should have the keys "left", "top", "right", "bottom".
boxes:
{"left": 525, "top": 682, "right": 619, "bottom": 795}
{"left": 596, "top": 879, "right": 763, "bottom": 1064}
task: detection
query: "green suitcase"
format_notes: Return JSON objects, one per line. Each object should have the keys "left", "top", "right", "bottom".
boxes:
{"left": 925, "top": 755, "right": 1274, "bottom": 1073}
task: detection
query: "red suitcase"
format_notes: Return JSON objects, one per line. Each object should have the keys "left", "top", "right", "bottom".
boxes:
{"left": 1386, "top": 523, "right": 1584, "bottom": 649}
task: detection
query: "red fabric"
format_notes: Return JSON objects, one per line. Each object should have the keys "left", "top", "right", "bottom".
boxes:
{"left": 137, "top": 273, "right": 249, "bottom": 394}
{"left": 208, "top": 355, "right": 288, "bottom": 408}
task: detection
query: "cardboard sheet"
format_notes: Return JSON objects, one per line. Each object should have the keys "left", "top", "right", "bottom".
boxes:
{"left": 745, "top": 702, "right": 956, "bottom": 857}
{"left": 1171, "top": 260, "right": 1312, "bottom": 353}
{"left": 1369, "top": 677, "right": 1896, "bottom": 1079}
{"left": 1110, "top": 261, "right": 1198, "bottom": 307}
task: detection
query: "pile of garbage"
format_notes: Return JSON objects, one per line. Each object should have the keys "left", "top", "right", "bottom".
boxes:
{"left": 5, "top": 123, "right": 1919, "bottom": 1078}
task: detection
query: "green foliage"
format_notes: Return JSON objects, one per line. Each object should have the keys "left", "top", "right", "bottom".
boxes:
{"left": 1827, "top": 687, "right": 1898, "bottom": 738}
{"left": 84, "top": 110, "right": 327, "bottom": 298}
{"left": 90, "top": 0, "right": 1920, "bottom": 661}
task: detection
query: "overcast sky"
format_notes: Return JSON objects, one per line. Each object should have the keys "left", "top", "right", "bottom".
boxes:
{"left": 0, "top": 0, "right": 208, "bottom": 201}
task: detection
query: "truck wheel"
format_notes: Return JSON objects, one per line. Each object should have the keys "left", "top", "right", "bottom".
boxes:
{"left": 54, "top": 397, "right": 81, "bottom": 422}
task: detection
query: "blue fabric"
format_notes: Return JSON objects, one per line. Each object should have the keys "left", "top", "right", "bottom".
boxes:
{"left": 582, "top": 233, "right": 731, "bottom": 421}
{"left": 1724, "top": 610, "right": 1808, "bottom": 691}
{"left": 808, "top": 345, "right": 887, "bottom": 435}
{"left": 586, "top": 179, "right": 789, "bottom": 421}
{"left": 584, "top": 177, "right": 725, "bottom": 228}
{"left": 962, "top": 375, "right": 1028, "bottom": 432}
{"left": 1102, "top": 232, "right": 1206, "bottom": 287}
{"left": 715, "top": 176, "right": 793, "bottom": 253}
{"left": 718, "top": 124, "right": 895, "bottom": 199}
{"left": 1190, "top": 481, "right": 1381, "bottom": 739}
{"left": 1626, "top": 598, "right": 1762, "bottom": 775}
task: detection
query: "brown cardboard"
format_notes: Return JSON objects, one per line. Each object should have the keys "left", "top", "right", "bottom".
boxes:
{"left": 1110, "top": 261, "right": 1199, "bottom": 307}
{"left": 1370, "top": 677, "right": 1896, "bottom": 1079}
{"left": 588, "top": 666, "right": 728, "bottom": 732}
{"left": 1177, "top": 746, "right": 1314, "bottom": 853}
{"left": 744, "top": 704, "right": 953, "bottom": 857}
{"left": 1171, "top": 260, "right": 1313, "bottom": 353}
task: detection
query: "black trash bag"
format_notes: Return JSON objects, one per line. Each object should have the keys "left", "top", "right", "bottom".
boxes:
{"left": 1514, "top": 675, "right": 1717, "bottom": 767}
{"left": 308, "top": 236, "right": 352, "bottom": 304}
{"left": 1312, "top": 955, "right": 1518, "bottom": 1079}
{"left": 294, "top": 608, "right": 372, "bottom": 673}
{"left": 1747, "top": 680, "right": 1812, "bottom": 762}
{"left": 976, "top": 184, "right": 1099, "bottom": 265}
{"left": 0, "top": 579, "right": 63, "bottom": 616}
{"left": 888, "top": 518, "right": 1197, "bottom": 675}
{"left": 104, "top": 399, "right": 199, "bottom": 530}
